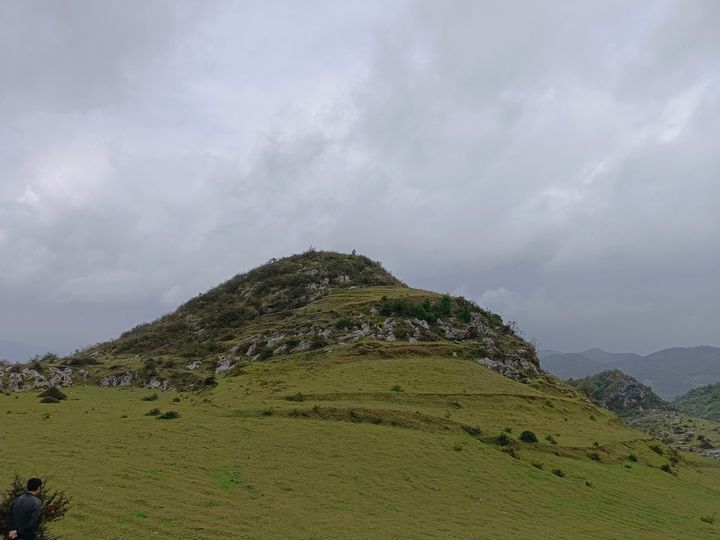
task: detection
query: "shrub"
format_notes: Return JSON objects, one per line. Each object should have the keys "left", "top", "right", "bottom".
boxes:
{"left": 453, "top": 444, "right": 463, "bottom": 452}
{"left": 38, "top": 387, "right": 67, "bottom": 401}
{"left": 531, "top": 462, "right": 544, "bottom": 470}
{"left": 496, "top": 433, "right": 512, "bottom": 446}
{"left": 285, "top": 393, "right": 306, "bottom": 402}
{"left": 390, "top": 385, "right": 403, "bottom": 393}
{"left": 699, "top": 439, "right": 714, "bottom": 449}
{"left": 628, "top": 454, "right": 638, "bottom": 462}
{"left": 519, "top": 431, "right": 538, "bottom": 443}
{"left": 0, "top": 474, "right": 70, "bottom": 540}
{"left": 145, "top": 408, "right": 161, "bottom": 416}
{"left": 172, "top": 397, "right": 181, "bottom": 403}
{"left": 545, "top": 434, "right": 557, "bottom": 445}
{"left": 660, "top": 463, "right": 673, "bottom": 474}
{"left": 141, "top": 393, "right": 159, "bottom": 401}
{"left": 552, "top": 468, "right": 565, "bottom": 478}
{"left": 501, "top": 447, "right": 518, "bottom": 459}
{"left": 40, "top": 397, "right": 60, "bottom": 404}
{"left": 203, "top": 376, "right": 217, "bottom": 387}
{"left": 650, "top": 443, "right": 664, "bottom": 455}
{"left": 701, "top": 513, "right": 716, "bottom": 524}
{"left": 588, "top": 452, "right": 602, "bottom": 462}
{"left": 157, "top": 410, "right": 180, "bottom": 420}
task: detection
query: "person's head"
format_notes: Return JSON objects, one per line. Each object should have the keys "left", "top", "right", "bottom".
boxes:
{"left": 26, "top": 478, "right": 42, "bottom": 494}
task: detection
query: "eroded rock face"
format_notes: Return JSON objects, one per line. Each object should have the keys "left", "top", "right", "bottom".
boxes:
{"left": 215, "top": 357, "right": 234, "bottom": 374}
{"left": 99, "top": 372, "right": 135, "bottom": 388}
{"left": 477, "top": 354, "right": 541, "bottom": 382}
{"left": 145, "top": 378, "right": 170, "bottom": 391}
{"left": 48, "top": 367, "right": 73, "bottom": 387}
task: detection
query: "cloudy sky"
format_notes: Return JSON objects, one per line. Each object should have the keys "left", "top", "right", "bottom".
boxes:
{"left": 1, "top": 0, "right": 718, "bottom": 359}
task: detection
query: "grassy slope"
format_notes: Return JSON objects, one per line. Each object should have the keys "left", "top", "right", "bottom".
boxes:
{"left": 3, "top": 288, "right": 720, "bottom": 538}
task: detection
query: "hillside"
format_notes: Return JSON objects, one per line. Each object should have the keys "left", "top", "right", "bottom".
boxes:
{"left": 674, "top": 383, "right": 720, "bottom": 422}
{"left": 541, "top": 346, "right": 720, "bottom": 399}
{"left": 1, "top": 252, "right": 720, "bottom": 538}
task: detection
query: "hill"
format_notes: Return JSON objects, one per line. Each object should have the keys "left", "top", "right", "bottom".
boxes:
{"left": 674, "top": 383, "right": 720, "bottom": 422}
{"left": 1, "top": 251, "right": 720, "bottom": 538}
{"left": 541, "top": 346, "right": 720, "bottom": 399}
{"left": 570, "top": 369, "right": 668, "bottom": 416}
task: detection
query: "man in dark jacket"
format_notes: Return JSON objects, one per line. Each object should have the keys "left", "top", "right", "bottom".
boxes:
{"left": 4, "top": 478, "right": 42, "bottom": 540}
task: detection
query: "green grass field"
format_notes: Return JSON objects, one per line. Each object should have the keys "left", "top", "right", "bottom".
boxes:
{"left": 3, "top": 351, "right": 720, "bottom": 539}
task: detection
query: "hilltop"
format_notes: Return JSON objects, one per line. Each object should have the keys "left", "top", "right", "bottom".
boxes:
{"left": 1, "top": 251, "right": 720, "bottom": 538}
{"left": 1, "top": 251, "right": 543, "bottom": 393}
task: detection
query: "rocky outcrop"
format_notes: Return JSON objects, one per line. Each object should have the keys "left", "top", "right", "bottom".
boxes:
{"left": 99, "top": 372, "right": 135, "bottom": 388}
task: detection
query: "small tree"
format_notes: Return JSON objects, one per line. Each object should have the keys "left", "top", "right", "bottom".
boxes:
{"left": 0, "top": 474, "right": 70, "bottom": 540}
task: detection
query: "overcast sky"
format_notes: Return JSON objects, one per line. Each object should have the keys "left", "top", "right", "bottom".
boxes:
{"left": 1, "top": 0, "right": 718, "bottom": 359}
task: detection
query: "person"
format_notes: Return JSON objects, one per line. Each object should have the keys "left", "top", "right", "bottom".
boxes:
{"left": 3, "top": 478, "right": 42, "bottom": 540}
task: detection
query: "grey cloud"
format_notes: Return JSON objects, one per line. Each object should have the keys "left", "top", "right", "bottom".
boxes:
{"left": 0, "top": 0, "right": 718, "bottom": 357}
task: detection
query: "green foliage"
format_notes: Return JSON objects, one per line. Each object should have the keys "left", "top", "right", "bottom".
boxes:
{"left": 0, "top": 474, "right": 70, "bottom": 540}
{"left": 519, "top": 431, "right": 538, "bottom": 443}
{"left": 700, "top": 513, "right": 716, "bottom": 524}
{"left": 552, "top": 468, "right": 565, "bottom": 478}
{"left": 650, "top": 444, "right": 664, "bottom": 455}
{"left": 628, "top": 454, "right": 638, "bottom": 462}
{"left": 157, "top": 410, "right": 180, "bottom": 420}
{"left": 141, "top": 393, "right": 159, "bottom": 401}
{"left": 496, "top": 432, "right": 512, "bottom": 446}
{"left": 378, "top": 293, "right": 469, "bottom": 324}
{"left": 146, "top": 408, "right": 161, "bottom": 416}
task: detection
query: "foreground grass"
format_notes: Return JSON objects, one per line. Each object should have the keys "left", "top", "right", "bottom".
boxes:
{"left": 2, "top": 354, "right": 720, "bottom": 539}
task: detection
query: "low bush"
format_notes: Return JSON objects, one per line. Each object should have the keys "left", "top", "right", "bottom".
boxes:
{"left": 141, "top": 393, "right": 159, "bottom": 401}
{"left": 700, "top": 513, "right": 716, "bottom": 524}
{"left": 650, "top": 443, "right": 664, "bottom": 455}
{"left": 40, "top": 397, "right": 60, "bottom": 404}
{"left": 519, "top": 431, "right": 538, "bottom": 443}
{"left": 145, "top": 408, "right": 161, "bottom": 416}
{"left": 38, "top": 387, "right": 67, "bottom": 401}
{"left": 660, "top": 463, "right": 673, "bottom": 474}
{"left": 588, "top": 452, "right": 602, "bottom": 462}
{"left": 531, "top": 462, "right": 544, "bottom": 470}
{"left": 157, "top": 410, "right": 180, "bottom": 420}
{"left": 552, "top": 468, "right": 565, "bottom": 478}
{"left": 496, "top": 433, "right": 512, "bottom": 446}
{"left": 628, "top": 453, "right": 638, "bottom": 462}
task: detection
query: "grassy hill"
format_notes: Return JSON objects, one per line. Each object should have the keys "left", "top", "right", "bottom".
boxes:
{"left": 2, "top": 252, "right": 720, "bottom": 538}
{"left": 674, "top": 383, "right": 720, "bottom": 422}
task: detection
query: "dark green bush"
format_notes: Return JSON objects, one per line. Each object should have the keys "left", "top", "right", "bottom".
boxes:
{"left": 40, "top": 397, "right": 60, "bottom": 404}
{"left": 0, "top": 474, "right": 70, "bottom": 540}
{"left": 519, "top": 431, "right": 538, "bottom": 443}
{"left": 141, "top": 393, "right": 159, "bottom": 401}
{"left": 145, "top": 408, "right": 161, "bottom": 416}
{"left": 38, "top": 387, "right": 67, "bottom": 401}
{"left": 496, "top": 433, "right": 512, "bottom": 446}
{"left": 157, "top": 410, "right": 180, "bottom": 420}
{"left": 552, "top": 468, "right": 565, "bottom": 478}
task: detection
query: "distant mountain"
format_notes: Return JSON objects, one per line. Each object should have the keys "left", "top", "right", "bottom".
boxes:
{"left": 541, "top": 353, "right": 607, "bottom": 380}
{"left": 540, "top": 346, "right": 720, "bottom": 400}
{"left": 570, "top": 369, "right": 669, "bottom": 416}
{"left": 579, "top": 348, "right": 642, "bottom": 365}
{"left": 0, "top": 339, "right": 49, "bottom": 363}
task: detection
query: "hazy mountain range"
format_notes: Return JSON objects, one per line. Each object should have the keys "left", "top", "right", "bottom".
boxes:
{"left": 540, "top": 347, "right": 720, "bottom": 400}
